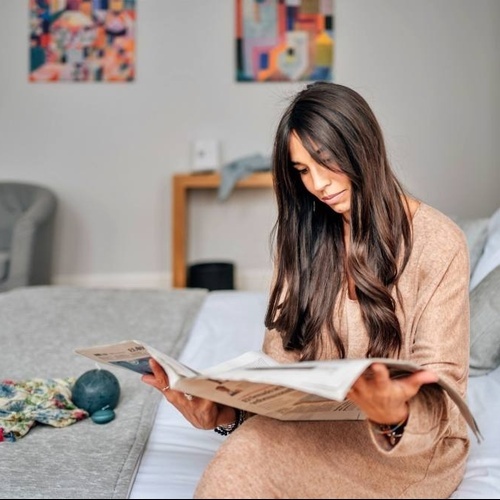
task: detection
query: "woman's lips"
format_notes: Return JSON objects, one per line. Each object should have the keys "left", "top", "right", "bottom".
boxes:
{"left": 321, "top": 190, "right": 346, "bottom": 204}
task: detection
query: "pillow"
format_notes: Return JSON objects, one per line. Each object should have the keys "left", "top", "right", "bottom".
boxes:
{"left": 469, "top": 264, "right": 500, "bottom": 376}
{"left": 470, "top": 207, "right": 500, "bottom": 290}
{"left": 452, "top": 216, "right": 489, "bottom": 277}
{"left": 0, "top": 251, "right": 9, "bottom": 281}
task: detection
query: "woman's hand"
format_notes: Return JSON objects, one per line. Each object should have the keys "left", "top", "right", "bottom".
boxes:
{"left": 141, "top": 358, "right": 237, "bottom": 429}
{"left": 346, "top": 363, "right": 439, "bottom": 424}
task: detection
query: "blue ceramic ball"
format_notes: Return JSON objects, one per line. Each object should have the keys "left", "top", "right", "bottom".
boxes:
{"left": 72, "top": 369, "right": 120, "bottom": 416}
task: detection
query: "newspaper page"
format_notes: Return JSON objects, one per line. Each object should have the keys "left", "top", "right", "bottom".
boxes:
{"left": 75, "top": 341, "right": 369, "bottom": 420}
{"left": 75, "top": 340, "right": 200, "bottom": 388}
{"left": 175, "top": 356, "right": 481, "bottom": 437}
{"left": 75, "top": 340, "right": 482, "bottom": 440}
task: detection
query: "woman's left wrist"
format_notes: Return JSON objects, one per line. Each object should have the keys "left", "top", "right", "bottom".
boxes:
{"left": 369, "top": 403, "right": 409, "bottom": 427}
{"left": 369, "top": 415, "right": 408, "bottom": 447}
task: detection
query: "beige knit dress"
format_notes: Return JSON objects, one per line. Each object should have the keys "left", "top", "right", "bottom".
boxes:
{"left": 194, "top": 203, "right": 471, "bottom": 499}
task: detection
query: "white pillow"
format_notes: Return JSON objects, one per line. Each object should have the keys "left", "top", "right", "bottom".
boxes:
{"left": 452, "top": 216, "right": 489, "bottom": 276}
{"left": 469, "top": 264, "right": 500, "bottom": 376}
{"left": 470, "top": 207, "right": 500, "bottom": 291}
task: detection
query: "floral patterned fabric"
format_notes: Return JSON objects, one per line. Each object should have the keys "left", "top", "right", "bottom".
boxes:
{"left": 0, "top": 377, "right": 88, "bottom": 442}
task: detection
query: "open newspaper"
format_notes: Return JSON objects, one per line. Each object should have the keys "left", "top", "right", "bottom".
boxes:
{"left": 75, "top": 339, "right": 482, "bottom": 442}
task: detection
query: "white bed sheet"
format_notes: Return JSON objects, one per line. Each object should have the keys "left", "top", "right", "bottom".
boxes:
{"left": 130, "top": 290, "right": 500, "bottom": 499}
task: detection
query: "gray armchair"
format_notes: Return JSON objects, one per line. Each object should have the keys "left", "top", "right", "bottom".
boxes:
{"left": 0, "top": 182, "right": 57, "bottom": 292}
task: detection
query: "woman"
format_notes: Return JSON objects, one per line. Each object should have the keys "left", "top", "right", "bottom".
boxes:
{"left": 143, "top": 82, "right": 470, "bottom": 498}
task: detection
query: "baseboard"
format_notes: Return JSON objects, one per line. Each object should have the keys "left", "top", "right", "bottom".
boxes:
{"left": 53, "top": 272, "right": 171, "bottom": 289}
{"left": 53, "top": 269, "right": 272, "bottom": 292}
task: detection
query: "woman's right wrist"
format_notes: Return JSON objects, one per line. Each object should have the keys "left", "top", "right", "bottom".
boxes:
{"left": 214, "top": 409, "right": 247, "bottom": 436}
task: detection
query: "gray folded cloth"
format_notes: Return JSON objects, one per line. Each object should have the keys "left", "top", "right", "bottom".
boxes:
{"left": 218, "top": 153, "right": 271, "bottom": 201}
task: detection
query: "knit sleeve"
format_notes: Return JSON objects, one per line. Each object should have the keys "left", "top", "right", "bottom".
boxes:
{"left": 370, "top": 221, "right": 471, "bottom": 456}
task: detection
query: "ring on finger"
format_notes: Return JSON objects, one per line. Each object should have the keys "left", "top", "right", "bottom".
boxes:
{"left": 161, "top": 385, "right": 170, "bottom": 392}
{"left": 184, "top": 393, "right": 194, "bottom": 401}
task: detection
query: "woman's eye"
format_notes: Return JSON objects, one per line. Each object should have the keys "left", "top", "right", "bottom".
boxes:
{"left": 297, "top": 168, "right": 308, "bottom": 175}
{"left": 322, "top": 158, "right": 341, "bottom": 172}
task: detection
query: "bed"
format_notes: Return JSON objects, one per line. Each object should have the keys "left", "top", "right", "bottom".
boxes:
{"left": 1, "top": 287, "right": 499, "bottom": 499}
{"left": 131, "top": 290, "right": 500, "bottom": 500}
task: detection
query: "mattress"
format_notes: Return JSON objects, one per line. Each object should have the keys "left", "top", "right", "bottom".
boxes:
{"left": 130, "top": 290, "right": 500, "bottom": 499}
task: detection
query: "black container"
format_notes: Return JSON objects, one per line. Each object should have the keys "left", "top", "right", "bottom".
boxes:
{"left": 187, "top": 261, "right": 235, "bottom": 291}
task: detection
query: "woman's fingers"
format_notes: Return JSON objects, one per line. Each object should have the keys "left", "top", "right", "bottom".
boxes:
{"left": 358, "top": 363, "right": 439, "bottom": 394}
{"left": 140, "top": 358, "right": 217, "bottom": 428}
{"left": 139, "top": 358, "right": 238, "bottom": 430}
{"left": 347, "top": 363, "right": 440, "bottom": 422}
{"left": 141, "top": 358, "right": 170, "bottom": 391}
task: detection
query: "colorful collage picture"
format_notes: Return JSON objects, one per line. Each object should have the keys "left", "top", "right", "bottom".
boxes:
{"left": 29, "top": 0, "right": 136, "bottom": 83}
{"left": 236, "top": 0, "right": 334, "bottom": 82}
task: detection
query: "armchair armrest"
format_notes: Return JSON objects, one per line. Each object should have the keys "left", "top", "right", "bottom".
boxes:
{"left": 2, "top": 189, "right": 57, "bottom": 289}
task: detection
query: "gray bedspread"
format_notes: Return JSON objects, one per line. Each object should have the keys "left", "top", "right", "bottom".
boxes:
{"left": 0, "top": 285, "right": 208, "bottom": 499}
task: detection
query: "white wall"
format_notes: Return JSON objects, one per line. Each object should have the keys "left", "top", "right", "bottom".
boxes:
{"left": 0, "top": 0, "right": 498, "bottom": 291}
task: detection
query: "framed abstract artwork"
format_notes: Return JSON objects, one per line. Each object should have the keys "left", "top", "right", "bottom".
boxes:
{"left": 235, "top": 0, "right": 334, "bottom": 82}
{"left": 29, "top": 0, "right": 136, "bottom": 83}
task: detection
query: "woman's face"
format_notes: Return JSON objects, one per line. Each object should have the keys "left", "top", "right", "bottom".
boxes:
{"left": 289, "top": 132, "right": 351, "bottom": 220}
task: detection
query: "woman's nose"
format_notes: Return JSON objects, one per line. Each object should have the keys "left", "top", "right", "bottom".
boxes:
{"left": 311, "top": 168, "right": 331, "bottom": 191}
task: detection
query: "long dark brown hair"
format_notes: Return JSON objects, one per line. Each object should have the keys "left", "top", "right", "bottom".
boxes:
{"left": 265, "top": 82, "right": 413, "bottom": 361}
